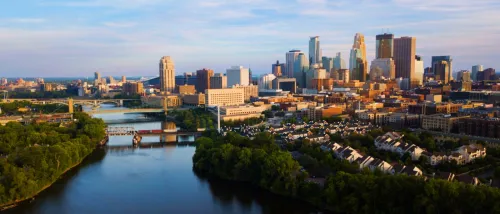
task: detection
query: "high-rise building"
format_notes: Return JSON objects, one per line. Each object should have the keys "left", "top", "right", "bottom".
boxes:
{"left": 286, "top": 50, "right": 301, "bottom": 78}
{"left": 414, "top": 55, "right": 424, "bottom": 86}
{"left": 433, "top": 60, "right": 450, "bottom": 84}
{"left": 309, "top": 36, "right": 321, "bottom": 65}
{"left": 196, "top": 68, "right": 214, "bottom": 92}
{"left": 370, "top": 58, "right": 395, "bottom": 81}
{"left": 272, "top": 77, "right": 297, "bottom": 93}
{"left": 159, "top": 56, "right": 176, "bottom": 93}
{"left": 294, "top": 52, "right": 309, "bottom": 88}
{"left": 333, "top": 52, "right": 347, "bottom": 71}
{"left": 349, "top": 33, "right": 368, "bottom": 82}
{"left": 226, "top": 66, "right": 249, "bottom": 87}
{"left": 480, "top": 68, "right": 496, "bottom": 81}
{"left": 322, "top": 57, "right": 334, "bottom": 73}
{"left": 210, "top": 73, "right": 227, "bottom": 89}
{"left": 94, "top": 72, "right": 101, "bottom": 81}
{"left": 258, "top": 74, "right": 276, "bottom": 90}
{"left": 471, "top": 65, "right": 484, "bottom": 82}
{"left": 394, "top": 37, "right": 416, "bottom": 80}
{"left": 457, "top": 70, "right": 471, "bottom": 82}
{"left": 121, "top": 76, "right": 126, "bottom": 83}
{"left": 205, "top": 88, "right": 245, "bottom": 106}
{"left": 272, "top": 60, "right": 285, "bottom": 77}
{"left": 306, "top": 64, "right": 327, "bottom": 89}
{"left": 376, "top": 33, "right": 394, "bottom": 59}
{"left": 432, "top": 56, "right": 452, "bottom": 83}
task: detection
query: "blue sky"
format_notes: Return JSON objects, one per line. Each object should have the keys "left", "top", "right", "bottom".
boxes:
{"left": 1, "top": 0, "right": 499, "bottom": 77}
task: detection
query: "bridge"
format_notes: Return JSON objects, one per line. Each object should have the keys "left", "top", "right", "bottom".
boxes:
{"left": 105, "top": 127, "right": 203, "bottom": 136}
{"left": 1, "top": 98, "right": 141, "bottom": 113}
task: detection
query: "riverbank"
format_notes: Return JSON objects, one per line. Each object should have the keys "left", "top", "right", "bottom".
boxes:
{"left": 0, "top": 156, "right": 90, "bottom": 211}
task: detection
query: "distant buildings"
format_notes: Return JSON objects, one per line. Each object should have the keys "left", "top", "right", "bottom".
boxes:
{"left": 414, "top": 55, "right": 424, "bottom": 86}
{"left": 333, "top": 52, "right": 347, "bottom": 71}
{"left": 432, "top": 56, "right": 452, "bottom": 84}
{"left": 258, "top": 74, "right": 276, "bottom": 90}
{"left": 309, "top": 36, "right": 321, "bottom": 66}
{"left": 322, "top": 57, "right": 334, "bottom": 73}
{"left": 205, "top": 88, "right": 245, "bottom": 106}
{"left": 122, "top": 82, "right": 144, "bottom": 96}
{"left": 457, "top": 70, "right": 472, "bottom": 82}
{"left": 177, "top": 85, "right": 196, "bottom": 95}
{"left": 196, "top": 68, "right": 214, "bottom": 92}
{"left": 210, "top": 73, "right": 227, "bottom": 89}
{"left": 370, "top": 58, "right": 395, "bottom": 81}
{"left": 273, "top": 77, "right": 297, "bottom": 93}
{"left": 226, "top": 66, "right": 249, "bottom": 87}
{"left": 472, "top": 65, "right": 483, "bottom": 82}
{"left": 294, "top": 52, "right": 308, "bottom": 88}
{"left": 349, "top": 33, "right": 368, "bottom": 82}
{"left": 232, "top": 84, "right": 258, "bottom": 101}
{"left": 159, "top": 56, "right": 176, "bottom": 93}
{"left": 272, "top": 60, "right": 285, "bottom": 77}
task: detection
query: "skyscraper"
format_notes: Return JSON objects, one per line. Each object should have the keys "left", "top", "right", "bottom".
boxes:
{"left": 457, "top": 70, "right": 471, "bottom": 82}
{"left": 196, "top": 68, "right": 214, "bottom": 92}
{"left": 333, "top": 52, "right": 347, "bottom": 71}
{"left": 159, "top": 56, "right": 175, "bottom": 93}
{"left": 286, "top": 50, "right": 301, "bottom": 78}
{"left": 394, "top": 37, "right": 416, "bottom": 80}
{"left": 272, "top": 60, "right": 285, "bottom": 77}
{"left": 294, "top": 52, "right": 309, "bottom": 88}
{"left": 322, "top": 57, "right": 334, "bottom": 73}
{"left": 414, "top": 55, "right": 424, "bottom": 86}
{"left": 370, "top": 58, "right": 395, "bottom": 81}
{"left": 226, "top": 66, "right": 249, "bottom": 87}
{"left": 94, "top": 72, "right": 101, "bottom": 81}
{"left": 432, "top": 56, "right": 452, "bottom": 83}
{"left": 349, "top": 33, "right": 368, "bottom": 82}
{"left": 472, "top": 65, "right": 483, "bottom": 82}
{"left": 210, "top": 73, "right": 227, "bottom": 89}
{"left": 376, "top": 33, "right": 394, "bottom": 59}
{"left": 309, "top": 36, "right": 321, "bottom": 65}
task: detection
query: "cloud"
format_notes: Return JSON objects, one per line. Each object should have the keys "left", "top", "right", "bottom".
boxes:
{"left": 2, "top": 18, "right": 46, "bottom": 23}
{"left": 103, "top": 21, "right": 137, "bottom": 27}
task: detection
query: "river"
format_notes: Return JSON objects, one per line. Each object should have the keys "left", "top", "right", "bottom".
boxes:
{"left": 4, "top": 105, "right": 325, "bottom": 214}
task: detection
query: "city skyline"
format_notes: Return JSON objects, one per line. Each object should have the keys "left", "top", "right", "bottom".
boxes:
{"left": 1, "top": 0, "right": 500, "bottom": 77}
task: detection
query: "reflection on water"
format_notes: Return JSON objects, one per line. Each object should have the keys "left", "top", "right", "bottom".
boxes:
{"left": 5, "top": 105, "right": 324, "bottom": 214}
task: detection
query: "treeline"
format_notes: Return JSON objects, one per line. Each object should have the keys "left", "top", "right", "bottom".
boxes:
{"left": 172, "top": 108, "right": 214, "bottom": 131}
{"left": 193, "top": 132, "right": 500, "bottom": 214}
{"left": 0, "top": 112, "right": 106, "bottom": 206}
{"left": 0, "top": 101, "right": 69, "bottom": 116}
{"left": 7, "top": 91, "right": 73, "bottom": 99}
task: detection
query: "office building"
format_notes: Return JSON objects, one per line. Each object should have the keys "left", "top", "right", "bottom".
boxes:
{"left": 177, "top": 85, "right": 196, "bottom": 94}
{"left": 94, "top": 72, "right": 101, "bottom": 85}
{"left": 479, "top": 68, "right": 496, "bottom": 81}
{"left": 457, "top": 70, "right": 472, "bottom": 82}
{"left": 40, "top": 83, "right": 54, "bottom": 92}
{"left": 210, "top": 73, "right": 227, "bottom": 89}
{"left": 122, "top": 82, "right": 144, "bottom": 96}
{"left": 219, "top": 105, "right": 266, "bottom": 122}
{"left": 309, "top": 36, "right": 321, "bottom": 65}
{"left": 286, "top": 50, "right": 302, "bottom": 78}
{"left": 196, "top": 68, "right": 214, "bottom": 92}
{"left": 335, "top": 69, "right": 350, "bottom": 83}
{"left": 433, "top": 60, "right": 451, "bottom": 84}
{"left": 226, "top": 66, "right": 249, "bottom": 87}
{"left": 414, "top": 55, "right": 424, "bottom": 86}
{"left": 334, "top": 52, "right": 347, "bottom": 71}
{"left": 376, "top": 33, "right": 394, "bottom": 59}
{"left": 432, "top": 56, "right": 453, "bottom": 83}
{"left": 159, "top": 56, "right": 176, "bottom": 93}
{"left": 232, "top": 84, "right": 258, "bottom": 101}
{"left": 205, "top": 88, "right": 245, "bottom": 106}
{"left": 258, "top": 74, "right": 276, "bottom": 90}
{"left": 272, "top": 60, "right": 285, "bottom": 77}
{"left": 183, "top": 93, "right": 205, "bottom": 107}
{"left": 322, "top": 57, "right": 334, "bottom": 72}
{"left": 422, "top": 114, "right": 469, "bottom": 133}
{"left": 349, "top": 33, "right": 368, "bottom": 82}
{"left": 370, "top": 58, "right": 395, "bottom": 81}
{"left": 472, "top": 65, "right": 483, "bottom": 82}
{"left": 294, "top": 52, "right": 309, "bottom": 88}
{"left": 394, "top": 37, "right": 416, "bottom": 80}
{"left": 272, "top": 77, "right": 297, "bottom": 93}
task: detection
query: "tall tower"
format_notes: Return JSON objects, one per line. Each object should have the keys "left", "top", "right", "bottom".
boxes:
{"left": 472, "top": 65, "right": 483, "bottom": 82}
{"left": 294, "top": 52, "right": 309, "bottom": 88}
{"left": 196, "top": 68, "right": 214, "bottom": 93}
{"left": 432, "top": 56, "right": 453, "bottom": 83}
{"left": 349, "top": 33, "right": 368, "bottom": 81}
{"left": 286, "top": 50, "right": 301, "bottom": 78}
{"left": 376, "top": 33, "right": 394, "bottom": 59}
{"left": 159, "top": 56, "right": 175, "bottom": 93}
{"left": 226, "top": 66, "right": 249, "bottom": 87}
{"left": 309, "top": 36, "right": 321, "bottom": 65}
{"left": 394, "top": 37, "right": 416, "bottom": 80}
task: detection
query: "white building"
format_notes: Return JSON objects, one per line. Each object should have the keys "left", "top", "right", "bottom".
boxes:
{"left": 286, "top": 50, "right": 302, "bottom": 78}
{"left": 258, "top": 74, "right": 276, "bottom": 90}
{"left": 205, "top": 88, "right": 245, "bottom": 106}
{"left": 414, "top": 55, "right": 424, "bottom": 85}
{"left": 159, "top": 56, "right": 175, "bottom": 93}
{"left": 226, "top": 66, "right": 250, "bottom": 87}
{"left": 370, "top": 58, "right": 395, "bottom": 80}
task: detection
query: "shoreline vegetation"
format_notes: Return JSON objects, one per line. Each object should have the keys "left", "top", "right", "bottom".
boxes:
{"left": 193, "top": 132, "right": 500, "bottom": 214}
{"left": 0, "top": 113, "right": 106, "bottom": 210}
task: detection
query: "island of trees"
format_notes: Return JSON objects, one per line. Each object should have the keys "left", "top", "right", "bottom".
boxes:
{"left": 0, "top": 112, "right": 106, "bottom": 208}
{"left": 193, "top": 131, "right": 500, "bottom": 214}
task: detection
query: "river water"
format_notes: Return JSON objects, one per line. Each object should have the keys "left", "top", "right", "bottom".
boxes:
{"left": 4, "top": 105, "right": 324, "bottom": 214}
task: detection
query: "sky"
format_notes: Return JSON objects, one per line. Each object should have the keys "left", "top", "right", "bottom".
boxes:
{"left": 1, "top": 0, "right": 500, "bottom": 77}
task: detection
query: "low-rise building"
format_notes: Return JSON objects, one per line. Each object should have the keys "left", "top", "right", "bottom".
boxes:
{"left": 421, "top": 114, "right": 469, "bottom": 133}
{"left": 183, "top": 93, "right": 205, "bottom": 107}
